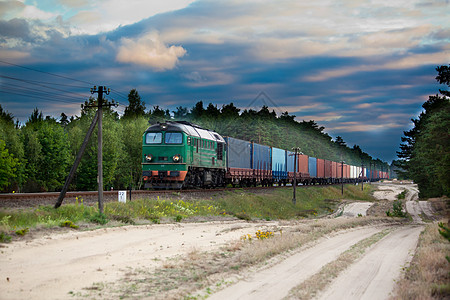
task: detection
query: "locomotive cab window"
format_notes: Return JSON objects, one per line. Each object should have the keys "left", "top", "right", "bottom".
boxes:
{"left": 217, "top": 142, "right": 223, "bottom": 160}
{"left": 146, "top": 132, "right": 162, "bottom": 144}
{"left": 165, "top": 132, "right": 183, "bottom": 144}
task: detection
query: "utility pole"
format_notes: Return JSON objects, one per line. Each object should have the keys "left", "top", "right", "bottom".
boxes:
{"left": 292, "top": 147, "right": 300, "bottom": 205}
{"left": 90, "top": 86, "right": 111, "bottom": 214}
{"left": 341, "top": 159, "right": 344, "bottom": 195}
{"left": 361, "top": 161, "right": 364, "bottom": 191}
{"left": 54, "top": 86, "right": 116, "bottom": 211}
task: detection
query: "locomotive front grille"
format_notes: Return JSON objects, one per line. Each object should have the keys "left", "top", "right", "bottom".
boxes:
{"left": 158, "top": 156, "right": 168, "bottom": 161}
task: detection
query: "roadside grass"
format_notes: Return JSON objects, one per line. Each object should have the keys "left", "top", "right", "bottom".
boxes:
{"left": 0, "top": 184, "right": 375, "bottom": 242}
{"left": 215, "top": 184, "right": 375, "bottom": 220}
{"left": 80, "top": 216, "right": 402, "bottom": 299}
{"left": 390, "top": 222, "right": 450, "bottom": 300}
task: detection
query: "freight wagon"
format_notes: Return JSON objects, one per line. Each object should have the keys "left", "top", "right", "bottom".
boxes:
{"left": 141, "top": 121, "right": 387, "bottom": 189}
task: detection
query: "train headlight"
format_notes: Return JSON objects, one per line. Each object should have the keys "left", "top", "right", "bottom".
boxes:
{"left": 145, "top": 154, "right": 153, "bottom": 162}
{"left": 172, "top": 154, "right": 181, "bottom": 162}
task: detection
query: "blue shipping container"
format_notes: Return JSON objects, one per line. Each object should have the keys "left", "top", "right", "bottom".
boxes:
{"left": 252, "top": 143, "right": 271, "bottom": 170}
{"left": 224, "top": 137, "right": 251, "bottom": 169}
{"left": 308, "top": 157, "right": 317, "bottom": 178}
{"left": 272, "top": 147, "right": 287, "bottom": 180}
{"left": 286, "top": 150, "right": 295, "bottom": 172}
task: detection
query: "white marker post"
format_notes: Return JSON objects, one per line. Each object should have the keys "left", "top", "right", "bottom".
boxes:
{"left": 118, "top": 190, "right": 127, "bottom": 203}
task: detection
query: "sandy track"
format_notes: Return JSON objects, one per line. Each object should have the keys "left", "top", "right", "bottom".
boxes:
{"left": 317, "top": 225, "right": 423, "bottom": 300}
{"left": 0, "top": 220, "right": 277, "bottom": 300}
{"left": 340, "top": 202, "right": 374, "bottom": 217}
{"left": 208, "top": 226, "right": 384, "bottom": 300}
{"left": 406, "top": 201, "right": 435, "bottom": 224}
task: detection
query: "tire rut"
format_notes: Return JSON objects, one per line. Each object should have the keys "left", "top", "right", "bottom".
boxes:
{"left": 208, "top": 226, "right": 384, "bottom": 300}
{"left": 316, "top": 225, "right": 423, "bottom": 300}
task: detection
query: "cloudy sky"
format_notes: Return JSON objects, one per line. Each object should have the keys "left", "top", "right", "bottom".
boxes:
{"left": 0, "top": 0, "right": 448, "bottom": 162}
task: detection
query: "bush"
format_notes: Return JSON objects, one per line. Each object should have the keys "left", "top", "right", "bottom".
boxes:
{"left": 60, "top": 220, "right": 79, "bottom": 229}
{"left": 89, "top": 212, "right": 109, "bottom": 225}
{"left": 0, "top": 232, "right": 12, "bottom": 243}
{"left": 397, "top": 190, "right": 407, "bottom": 200}
{"left": 15, "top": 227, "right": 29, "bottom": 236}
{"left": 386, "top": 200, "right": 407, "bottom": 218}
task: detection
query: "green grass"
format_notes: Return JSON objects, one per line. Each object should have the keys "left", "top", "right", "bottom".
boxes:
{"left": 0, "top": 184, "right": 375, "bottom": 241}
{"left": 215, "top": 185, "right": 375, "bottom": 219}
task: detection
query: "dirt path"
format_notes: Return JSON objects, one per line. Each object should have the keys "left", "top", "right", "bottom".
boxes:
{"left": 0, "top": 220, "right": 277, "bottom": 300}
{"left": 317, "top": 225, "right": 423, "bottom": 300}
{"left": 373, "top": 181, "right": 434, "bottom": 224}
{"left": 208, "top": 226, "right": 384, "bottom": 300}
{"left": 0, "top": 182, "right": 433, "bottom": 300}
{"left": 340, "top": 202, "right": 374, "bottom": 217}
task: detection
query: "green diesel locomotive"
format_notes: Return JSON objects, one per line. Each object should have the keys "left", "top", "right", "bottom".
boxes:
{"left": 141, "top": 121, "right": 226, "bottom": 189}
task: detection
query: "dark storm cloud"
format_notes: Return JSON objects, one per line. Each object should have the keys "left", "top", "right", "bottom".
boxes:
{"left": 0, "top": 18, "right": 30, "bottom": 40}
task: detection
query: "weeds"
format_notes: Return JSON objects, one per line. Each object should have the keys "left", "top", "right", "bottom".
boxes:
{"left": 89, "top": 212, "right": 109, "bottom": 225}
{"left": 241, "top": 230, "right": 276, "bottom": 241}
{"left": 386, "top": 200, "right": 407, "bottom": 218}
{"left": 15, "top": 227, "right": 29, "bottom": 236}
{"left": 397, "top": 190, "right": 407, "bottom": 200}
{"left": 391, "top": 222, "right": 450, "bottom": 299}
{"left": 0, "top": 231, "right": 12, "bottom": 243}
{"left": 60, "top": 220, "right": 79, "bottom": 229}
{"left": 0, "top": 185, "right": 376, "bottom": 235}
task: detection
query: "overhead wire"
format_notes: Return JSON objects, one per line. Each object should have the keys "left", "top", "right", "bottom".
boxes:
{"left": 0, "top": 81, "right": 88, "bottom": 103}
{"left": 0, "top": 59, "right": 131, "bottom": 112}
{"left": 0, "top": 60, "right": 94, "bottom": 85}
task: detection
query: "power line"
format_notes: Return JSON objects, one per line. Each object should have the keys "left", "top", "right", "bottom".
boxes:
{"left": 0, "top": 84, "right": 87, "bottom": 104}
{"left": 1, "top": 82, "right": 86, "bottom": 101}
{"left": 0, "top": 59, "right": 133, "bottom": 110}
{"left": 0, "top": 90, "right": 83, "bottom": 104}
{"left": 0, "top": 74, "right": 88, "bottom": 89}
{"left": 0, "top": 60, "right": 94, "bottom": 85}
{"left": 1, "top": 75, "right": 88, "bottom": 99}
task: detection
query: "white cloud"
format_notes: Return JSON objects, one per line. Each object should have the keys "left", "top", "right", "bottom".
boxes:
{"left": 64, "top": 0, "right": 196, "bottom": 35}
{"left": 116, "top": 33, "right": 186, "bottom": 71}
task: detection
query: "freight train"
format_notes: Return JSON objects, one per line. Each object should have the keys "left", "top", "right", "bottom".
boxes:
{"left": 141, "top": 121, "right": 389, "bottom": 189}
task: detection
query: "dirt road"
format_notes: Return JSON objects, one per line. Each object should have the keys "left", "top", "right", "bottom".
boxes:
{"left": 208, "top": 226, "right": 385, "bottom": 300}
{"left": 207, "top": 182, "right": 433, "bottom": 300}
{"left": 317, "top": 225, "right": 423, "bottom": 300}
{"left": 0, "top": 182, "right": 437, "bottom": 300}
{"left": 0, "top": 221, "right": 277, "bottom": 299}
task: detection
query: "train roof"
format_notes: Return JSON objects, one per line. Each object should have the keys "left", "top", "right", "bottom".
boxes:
{"left": 145, "top": 121, "right": 226, "bottom": 143}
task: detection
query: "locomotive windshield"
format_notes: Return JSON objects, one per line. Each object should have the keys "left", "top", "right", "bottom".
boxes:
{"left": 165, "top": 132, "right": 183, "bottom": 144}
{"left": 146, "top": 132, "right": 162, "bottom": 144}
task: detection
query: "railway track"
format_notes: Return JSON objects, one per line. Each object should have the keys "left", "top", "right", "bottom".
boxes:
{"left": 0, "top": 183, "right": 364, "bottom": 208}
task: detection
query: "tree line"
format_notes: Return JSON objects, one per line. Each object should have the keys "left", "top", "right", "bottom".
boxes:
{"left": 1, "top": 89, "right": 390, "bottom": 193}
{"left": 394, "top": 65, "right": 449, "bottom": 198}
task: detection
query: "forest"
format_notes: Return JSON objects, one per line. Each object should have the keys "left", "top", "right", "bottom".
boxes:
{"left": 0, "top": 90, "right": 390, "bottom": 193}
{"left": 395, "top": 65, "right": 450, "bottom": 198}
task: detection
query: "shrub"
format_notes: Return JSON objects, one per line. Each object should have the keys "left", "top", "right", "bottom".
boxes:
{"left": 0, "top": 232, "right": 12, "bottom": 243}
{"left": 386, "top": 200, "right": 407, "bottom": 218}
{"left": 397, "top": 190, "right": 407, "bottom": 200}
{"left": 89, "top": 212, "right": 109, "bottom": 225}
{"left": 60, "top": 220, "right": 79, "bottom": 229}
{"left": 15, "top": 227, "right": 29, "bottom": 236}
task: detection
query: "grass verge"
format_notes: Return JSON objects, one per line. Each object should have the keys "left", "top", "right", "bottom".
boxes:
{"left": 390, "top": 222, "right": 450, "bottom": 300}
{"left": 0, "top": 185, "right": 375, "bottom": 242}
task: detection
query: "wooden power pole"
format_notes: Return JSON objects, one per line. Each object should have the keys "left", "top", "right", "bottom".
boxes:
{"left": 90, "top": 86, "right": 110, "bottom": 214}
{"left": 55, "top": 86, "right": 115, "bottom": 213}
